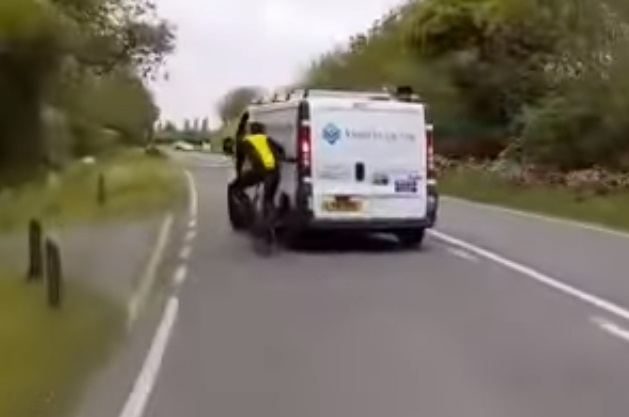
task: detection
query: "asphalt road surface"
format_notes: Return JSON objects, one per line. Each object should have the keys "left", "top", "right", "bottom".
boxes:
{"left": 132, "top": 151, "right": 629, "bottom": 417}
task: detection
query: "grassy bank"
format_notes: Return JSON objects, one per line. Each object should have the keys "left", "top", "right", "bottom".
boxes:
{"left": 440, "top": 168, "right": 629, "bottom": 231}
{"left": 0, "top": 149, "right": 186, "bottom": 233}
{"left": 0, "top": 272, "right": 122, "bottom": 417}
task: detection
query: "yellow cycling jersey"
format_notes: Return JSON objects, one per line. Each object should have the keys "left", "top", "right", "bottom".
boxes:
{"left": 244, "top": 134, "right": 276, "bottom": 169}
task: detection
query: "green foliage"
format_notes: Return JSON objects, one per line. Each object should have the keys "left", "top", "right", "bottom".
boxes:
{"left": 301, "top": 0, "right": 629, "bottom": 170}
{"left": 440, "top": 164, "right": 629, "bottom": 231}
{"left": 217, "top": 86, "right": 264, "bottom": 123}
{"left": 0, "top": 0, "right": 174, "bottom": 177}
{"left": 0, "top": 149, "right": 185, "bottom": 233}
{"left": 0, "top": 274, "right": 122, "bottom": 417}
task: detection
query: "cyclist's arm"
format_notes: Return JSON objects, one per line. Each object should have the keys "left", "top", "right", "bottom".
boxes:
{"left": 268, "top": 136, "right": 286, "bottom": 161}
{"left": 235, "top": 138, "right": 245, "bottom": 176}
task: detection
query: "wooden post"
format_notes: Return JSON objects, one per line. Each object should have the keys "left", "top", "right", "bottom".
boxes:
{"left": 27, "top": 219, "right": 43, "bottom": 281}
{"left": 45, "top": 239, "right": 63, "bottom": 309}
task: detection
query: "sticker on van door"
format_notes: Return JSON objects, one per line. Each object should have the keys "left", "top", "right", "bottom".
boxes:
{"left": 372, "top": 172, "right": 389, "bottom": 185}
{"left": 318, "top": 163, "right": 352, "bottom": 181}
{"left": 394, "top": 179, "right": 417, "bottom": 193}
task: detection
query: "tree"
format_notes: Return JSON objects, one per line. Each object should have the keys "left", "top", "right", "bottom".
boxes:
{"left": 163, "top": 121, "right": 177, "bottom": 132}
{"left": 216, "top": 86, "right": 264, "bottom": 123}
{"left": 0, "top": 0, "right": 175, "bottom": 177}
{"left": 299, "top": 0, "right": 629, "bottom": 168}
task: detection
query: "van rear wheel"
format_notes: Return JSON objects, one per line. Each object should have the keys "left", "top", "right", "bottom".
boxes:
{"left": 396, "top": 228, "right": 425, "bottom": 249}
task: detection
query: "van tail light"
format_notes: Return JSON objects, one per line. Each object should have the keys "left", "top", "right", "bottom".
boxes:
{"left": 298, "top": 121, "right": 312, "bottom": 175}
{"left": 426, "top": 124, "right": 435, "bottom": 179}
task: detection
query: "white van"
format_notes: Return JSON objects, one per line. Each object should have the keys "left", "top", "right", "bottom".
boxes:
{"left": 225, "top": 89, "right": 439, "bottom": 247}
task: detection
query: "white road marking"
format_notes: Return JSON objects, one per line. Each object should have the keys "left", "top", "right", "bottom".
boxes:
{"left": 119, "top": 297, "right": 179, "bottom": 417}
{"left": 128, "top": 214, "right": 174, "bottom": 327}
{"left": 430, "top": 230, "right": 629, "bottom": 323}
{"left": 173, "top": 264, "right": 188, "bottom": 286}
{"left": 179, "top": 245, "right": 192, "bottom": 261}
{"left": 188, "top": 218, "right": 197, "bottom": 229}
{"left": 592, "top": 317, "right": 629, "bottom": 344}
{"left": 444, "top": 196, "right": 629, "bottom": 240}
{"left": 184, "top": 230, "right": 197, "bottom": 242}
{"left": 447, "top": 247, "right": 479, "bottom": 262}
{"left": 184, "top": 170, "right": 198, "bottom": 219}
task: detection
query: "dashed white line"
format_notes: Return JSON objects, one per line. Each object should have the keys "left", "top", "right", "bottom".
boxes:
{"left": 592, "top": 317, "right": 629, "bottom": 344}
{"left": 184, "top": 230, "right": 197, "bottom": 242}
{"left": 447, "top": 247, "right": 479, "bottom": 262}
{"left": 179, "top": 245, "right": 192, "bottom": 261}
{"left": 119, "top": 297, "right": 179, "bottom": 417}
{"left": 188, "top": 218, "right": 197, "bottom": 229}
{"left": 172, "top": 264, "right": 188, "bottom": 287}
{"left": 430, "top": 230, "right": 629, "bottom": 323}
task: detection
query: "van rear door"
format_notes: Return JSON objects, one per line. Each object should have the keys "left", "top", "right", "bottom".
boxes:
{"left": 309, "top": 99, "right": 428, "bottom": 221}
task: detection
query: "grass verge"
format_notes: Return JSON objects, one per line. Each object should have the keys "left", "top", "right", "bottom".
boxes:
{"left": 0, "top": 148, "right": 186, "bottom": 233}
{"left": 0, "top": 272, "right": 123, "bottom": 417}
{"left": 439, "top": 168, "right": 629, "bottom": 231}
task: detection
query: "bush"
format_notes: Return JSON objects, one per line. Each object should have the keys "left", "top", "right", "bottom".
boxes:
{"left": 518, "top": 95, "right": 602, "bottom": 170}
{"left": 437, "top": 155, "right": 629, "bottom": 194}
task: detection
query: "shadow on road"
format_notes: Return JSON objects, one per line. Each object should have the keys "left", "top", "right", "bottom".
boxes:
{"left": 288, "top": 232, "right": 434, "bottom": 255}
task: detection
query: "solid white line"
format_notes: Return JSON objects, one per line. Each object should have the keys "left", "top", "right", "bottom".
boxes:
{"left": 184, "top": 170, "right": 198, "bottom": 219}
{"left": 128, "top": 214, "right": 174, "bottom": 326}
{"left": 443, "top": 196, "right": 629, "bottom": 240}
{"left": 447, "top": 247, "right": 479, "bottom": 262}
{"left": 119, "top": 297, "right": 179, "bottom": 417}
{"left": 592, "top": 316, "right": 629, "bottom": 344}
{"left": 430, "top": 230, "right": 629, "bottom": 323}
{"left": 179, "top": 245, "right": 192, "bottom": 261}
{"left": 172, "top": 264, "right": 188, "bottom": 287}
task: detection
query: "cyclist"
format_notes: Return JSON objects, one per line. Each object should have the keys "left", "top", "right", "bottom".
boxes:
{"left": 228, "top": 121, "right": 285, "bottom": 220}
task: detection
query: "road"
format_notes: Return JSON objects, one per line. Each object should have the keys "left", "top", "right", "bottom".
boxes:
{"left": 127, "top": 151, "right": 629, "bottom": 417}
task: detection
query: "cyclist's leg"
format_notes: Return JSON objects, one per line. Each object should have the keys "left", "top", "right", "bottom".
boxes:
{"left": 230, "top": 170, "right": 263, "bottom": 195}
{"left": 262, "top": 169, "right": 280, "bottom": 221}
{"left": 231, "top": 171, "right": 265, "bottom": 208}
{"left": 230, "top": 171, "right": 265, "bottom": 226}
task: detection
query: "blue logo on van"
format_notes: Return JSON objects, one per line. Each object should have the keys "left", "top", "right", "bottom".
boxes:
{"left": 322, "top": 123, "right": 342, "bottom": 145}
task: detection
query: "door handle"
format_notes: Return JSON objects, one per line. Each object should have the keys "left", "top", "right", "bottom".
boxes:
{"left": 355, "top": 162, "right": 365, "bottom": 182}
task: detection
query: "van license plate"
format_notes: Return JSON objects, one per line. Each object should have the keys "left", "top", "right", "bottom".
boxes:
{"left": 323, "top": 196, "right": 362, "bottom": 212}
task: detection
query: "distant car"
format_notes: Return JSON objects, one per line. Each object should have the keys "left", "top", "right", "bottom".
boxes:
{"left": 173, "top": 141, "right": 194, "bottom": 151}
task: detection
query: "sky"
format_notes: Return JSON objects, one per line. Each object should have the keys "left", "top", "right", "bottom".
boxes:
{"left": 150, "top": 0, "right": 404, "bottom": 128}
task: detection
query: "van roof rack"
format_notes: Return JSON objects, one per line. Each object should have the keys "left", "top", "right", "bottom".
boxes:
{"left": 287, "top": 89, "right": 394, "bottom": 101}
{"left": 251, "top": 87, "right": 421, "bottom": 105}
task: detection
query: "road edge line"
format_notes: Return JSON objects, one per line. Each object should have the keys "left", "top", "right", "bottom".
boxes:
{"left": 429, "top": 230, "right": 629, "bottom": 323}
{"left": 119, "top": 296, "right": 179, "bottom": 417}
{"left": 128, "top": 213, "right": 174, "bottom": 327}
{"left": 442, "top": 196, "right": 629, "bottom": 240}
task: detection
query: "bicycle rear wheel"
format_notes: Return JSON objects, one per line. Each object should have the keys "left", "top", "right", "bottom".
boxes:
{"left": 250, "top": 216, "right": 277, "bottom": 257}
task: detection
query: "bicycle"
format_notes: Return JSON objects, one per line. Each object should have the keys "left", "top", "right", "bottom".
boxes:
{"left": 232, "top": 184, "right": 278, "bottom": 257}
